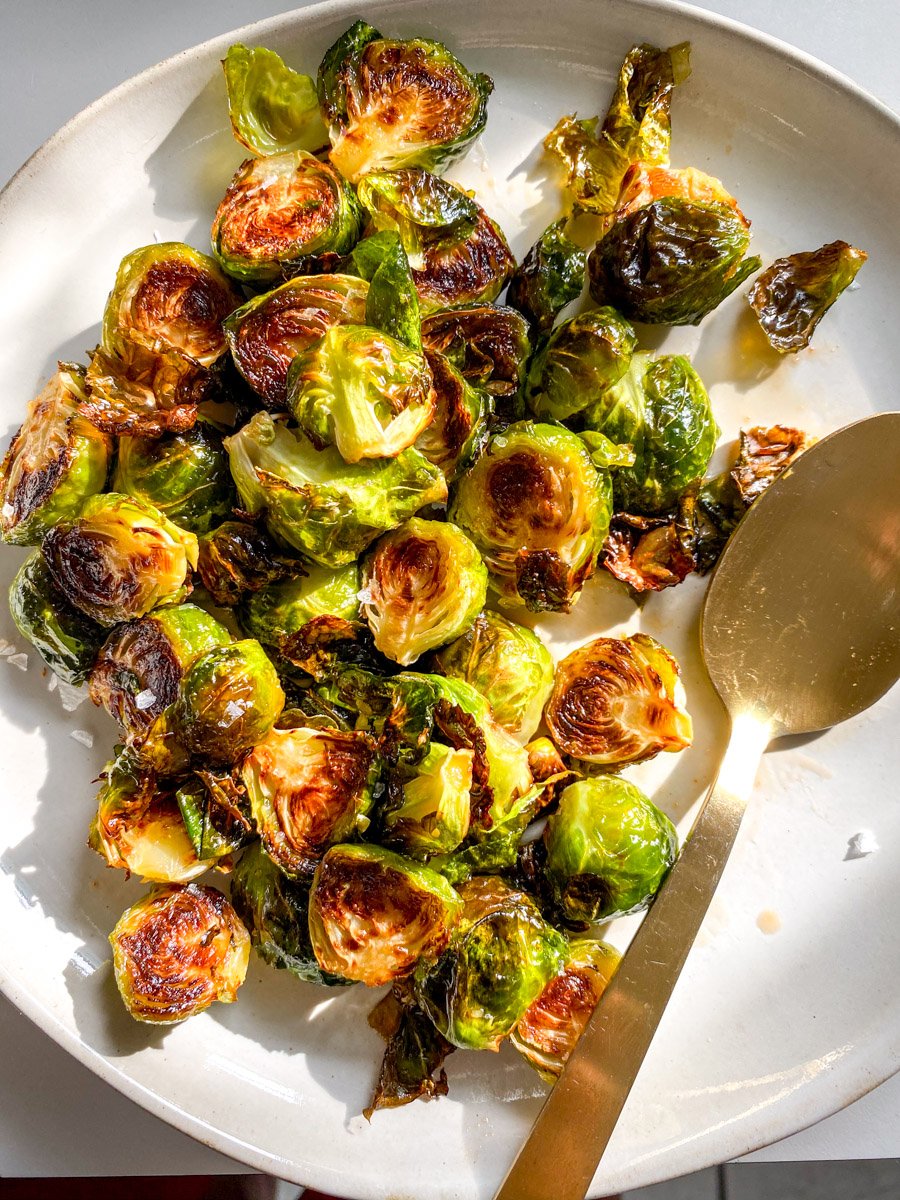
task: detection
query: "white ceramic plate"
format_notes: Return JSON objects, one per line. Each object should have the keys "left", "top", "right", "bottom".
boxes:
{"left": 0, "top": 1, "right": 898, "bottom": 1195}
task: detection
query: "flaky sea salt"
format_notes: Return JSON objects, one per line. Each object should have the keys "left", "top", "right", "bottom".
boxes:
{"left": 70, "top": 729, "right": 94, "bottom": 749}
{"left": 845, "top": 830, "right": 879, "bottom": 860}
{"left": 57, "top": 680, "right": 87, "bottom": 712}
{"left": 135, "top": 688, "right": 157, "bottom": 711}
{"left": 7, "top": 653, "right": 28, "bottom": 671}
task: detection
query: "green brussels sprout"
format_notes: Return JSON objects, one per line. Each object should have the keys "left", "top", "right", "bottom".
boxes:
{"left": 415, "top": 875, "right": 566, "bottom": 1050}
{"left": 415, "top": 349, "right": 491, "bottom": 482}
{"left": 588, "top": 197, "right": 761, "bottom": 325}
{"left": 89, "top": 603, "right": 231, "bottom": 737}
{"left": 9, "top": 551, "right": 105, "bottom": 685}
{"left": 0, "top": 365, "right": 111, "bottom": 546}
{"left": 211, "top": 151, "right": 363, "bottom": 284}
{"left": 507, "top": 219, "right": 587, "bottom": 333}
{"left": 317, "top": 21, "right": 492, "bottom": 182}
{"left": 342, "top": 230, "right": 422, "bottom": 352}
{"left": 287, "top": 325, "right": 434, "bottom": 462}
{"left": 110, "top": 883, "right": 250, "bottom": 1024}
{"left": 224, "top": 274, "right": 369, "bottom": 411}
{"left": 543, "top": 777, "right": 678, "bottom": 922}
{"left": 309, "top": 843, "right": 463, "bottom": 986}
{"left": 360, "top": 518, "right": 487, "bottom": 666}
{"left": 173, "top": 639, "right": 285, "bottom": 763}
{"left": 749, "top": 240, "right": 867, "bottom": 353}
{"left": 175, "top": 772, "right": 252, "bottom": 864}
{"left": 450, "top": 421, "right": 613, "bottom": 612}
{"left": 225, "top": 411, "right": 447, "bottom": 567}
{"left": 581, "top": 351, "right": 718, "bottom": 513}
{"left": 242, "top": 725, "right": 375, "bottom": 877}
{"left": 431, "top": 611, "right": 554, "bottom": 744}
{"left": 229, "top": 840, "right": 350, "bottom": 985}
{"left": 511, "top": 937, "right": 621, "bottom": 1081}
{"left": 223, "top": 43, "right": 327, "bottom": 157}
{"left": 381, "top": 742, "right": 474, "bottom": 859}
{"left": 545, "top": 633, "right": 692, "bottom": 765}
{"left": 42, "top": 493, "right": 198, "bottom": 627}
{"left": 238, "top": 562, "right": 359, "bottom": 649}
{"left": 526, "top": 310, "right": 637, "bottom": 423}
{"left": 112, "top": 423, "right": 235, "bottom": 535}
{"left": 82, "top": 340, "right": 213, "bottom": 438}
{"left": 197, "top": 519, "right": 305, "bottom": 608}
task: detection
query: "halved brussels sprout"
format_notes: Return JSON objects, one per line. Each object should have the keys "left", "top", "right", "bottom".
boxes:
{"left": 749, "top": 240, "right": 867, "bottom": 353}
{"left": 42, "top": 494, "right": 198, "bottom": 627}
{"left": 225, "top": 411, "right": 447, "bottom": 567}
{"left": 197, "top": 519, "right": 305, "bottom": 608}
{"left": 242, "top": 725, "right": 375, "bottom": 877}
{"left": 112, "top": 423, "right": 235, "bottom": 535}
{"left": 526, "top": 310, "right": 637, "bottom": 423}
{"left": 101, "top": 243, "right": 241, "bottom": 367}
{"left": 287, "top": 325, "right": 434, "bottom": 462}
{"left": 223, "top": 43, "right": 327, "bottom": 157}
{"left": 211, "top": 151, "right": 363, "bottom": 284}
{"left": 9, "top": 551, "right": 105, "bottom": 685}
{"left": 110, "top": 883, "right": 250, "bottom": 1023}
{"left": 317, "top": 22, "right": 492, "bottom": 182}
{"left": 511, "top": 937, "right": 621, "bottom": 1081}
{"left": 238, "top": 562, "right": 359, "bottom": 650}
{"left": 342, "top": 231, "right": 422, "bottom": 353}
{"left": 89, "top": 603, "right": 231, "bottom": 737}
{"left": 381, "top": 741, "right": 474, "bottom": 859}
{"left": 421, "top": 305, "right": 530, "bottom": 422}
{"left": 431, "top": 611, "right": 554, "bottom": 744}
{"left": 360, "top": 518, "right": 487, "bottom": 666}
{"left": 450, "top": 421, "right": 613, "bottom": 612}
{"left": 173, "top": 639, "right": 285, "bottom": 763}
{"left": 415, "top": 875, "right": 566, "bottom": 1051}
{"left": 175, "top": 772, "right": 252, "bottom": 864}
{"left": 82, "top": 341, "right": 211, "bottom": 438}
{"left": 506, "top": 219, "right": 587, "bottom": 333}
{"left": 545, "top": 633, "right": 692, "bottom": 765}
{"left": 309, "top": 843, "right": 463, "bottom": 986}
{"left": 412, "top": 206, "right": 514, "bottom": 315}
{"left": 414, "top": 349, "right": 490, "bottom": 483}
{"left": 0, "top": 365, "right": 110, "bottom": 546}
{"left": 544, "top": 777, "right": 677, "bottom": 922}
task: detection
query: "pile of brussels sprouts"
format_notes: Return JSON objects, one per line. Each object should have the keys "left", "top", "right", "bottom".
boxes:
{"left": 0, "top": 22, "right": 864, "bottom": 1114}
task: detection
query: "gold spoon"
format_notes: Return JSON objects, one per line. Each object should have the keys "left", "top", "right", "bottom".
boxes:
{"left": 494, "top": 411, "right": 900, "bottom": 1200}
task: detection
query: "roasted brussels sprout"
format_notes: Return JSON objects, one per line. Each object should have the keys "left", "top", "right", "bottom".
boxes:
{"left": 112, "top": 423, "right": 235, "bottom": 535}
{"left": 543, "top": 777, "right": 677, "bottom": 922}
{"left": 89, "top": 603, "right": 231, "bottom": 737}
{"left": 42, "top": 494, "right": 198, "bottom": 627}
{"left": 0, "top": 365, "right": 110, "bottom": 546}
{"left": 381, "top": 742, "right": 473, "bottom": 858}
{"left": 287, "top": 325, "right": 434, "bottom": 462}
{"left": 81, "top": 341, "right": 212, "bottom": 438}
{"left": 526, "top": 310, "right": 637, "bottom": 423}
{"left": 421, "top": 305, "right": 530, "bottom": 421}
{"left": 342, "top": 231, "right": 422, "bottom": 353}
{"left": 366, "top": 982, "right": 454, "bottom": 1116}
{"left": 431, "top": 611, "right": 554, "bottom": 744}
{"left": 511, "top": 937, "right": 621, "bottom": 1080}
{"left": 226, "top": 411, "right": 447, "bottom": 567}
{"left": 506, "top": 219, "right": 587, "bottom": 333}
{"left": 9, "top": 551, "right": 105, "bottom": 685}
{"left": 173, "top": 639, "right": 285, "bottom": 763}
{"left": 602, "top": 511, "right": 695, "bottom": 593}
{"left": 317, "top": 21, "right": 492, "bottom": 182}
{"left": 415, "top": 349, "right": 491, "bottom": 483}
{"left": 211, "top": 151, "right": 363, "bottom": 284}
{"left": 545, "top": 633, "right": 692, "bottom": 766}
{"left": 309, "top": 843, "right": 463, "bottom": 986}
{"left": 450, "top": 421, "right": 612, "bottom": 612}
{"left": 360, "top": 519, "right": 487, "bottom": 666}
{"left": 238, "top": 562, "right": 359, "bottom": 649}
{"left": 223, "top": 43, "right": 327, "bottom": 157}
{"left": 749, "top": 240, "right": 867, "bottom": 352}
{"left": 242, "top": 725, "right": 375, "bottom": 876}
{"left": 110, "top": 883, "right": 250, "bottom": 1023}
{"left": 415, "top": 876, "right": 566, "bottom": 1050}
{"left": 197, "top": 519, "right": 304, "bottom": 608}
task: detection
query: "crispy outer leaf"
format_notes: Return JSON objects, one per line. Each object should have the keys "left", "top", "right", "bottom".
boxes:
{"left": 365, "top": 984, "right": 454, "bottom": 1118}
{"left": 342, "top": 231, "right": 422, "bottom": 351}
{"left": 224, "top": 44, "right": 327, "bottom": 156}
{"left": 748, "top": 241, "right": 867, "bottom": 352}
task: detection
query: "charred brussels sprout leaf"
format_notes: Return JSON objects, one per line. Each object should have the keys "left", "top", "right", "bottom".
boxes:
{"left": 81, "top": 341, "right": 212, "bottom": 438}
{"left": 211, "top": 151, "right": 363, "bottom": 284}
{"left": 415, "top": 349, "right": 491, "bottom": 483}
{"left": 342, "top": 231, "right": 422, "bottom": 353}
{"left": 110, "top": 883, "right": 250, "bottom": 1023}
{"left": 602, "top": 511, "right": 695, "bottom": 592}
{"left": 197, "top": 519, "right": 305, "bottom": 608}
{"left": 287, "top": 325, "right": 434, "bottom": 462}
{"left": 749, "top": 241, "right": 867, "bottom": 353}
{"left": 450, "top": 421, "right": 612, "bottom": 612}
{"left": 588, "top": 197, "right": 761, "bottom": 325}
{"left": 506, "top": 219, "right": 587, "bottom": 333}
{"left": 309, "top": 843, "right": 463, "bottom": 986}
{"left": 9, "top": 552, "right": 105, "bottom": 685}
{"left": 238, "top": 561, "right": 359, "bottom": 649}
{"left": 361, "top": 518, "right": 487, "bottom": 666}
{"left": 0, "top": 365, "right": 110, "bottom": 546}
{"left": 546, "top": 633, "right": 692, "bottom": 766}
{"left": 175, "top": 774, "right": 252, "bottom": 864}
{"left": 225, "top": 411, "right": 447, "bottom": 567}
{"left": 415, "top": 876, "right": 566, "bottom": 1050}
{"left": 318, "top": 25, "right": 492, "bottom": 182}
{"left": 366, "top": 983, "right": 454, "bottom": 1116}
{"left": 381, "top": 742, "right": 473, "bottom": 859}
{"left": 544, "top": 777, "right": 677, "bottom": 922}
{"left": 431, "top": 611, "right": 554, "bottom": 744}
{"left": 112, "top": 423, "right": 235, "bottom": 535}
{"left": 42, "top": 494, "right": 198, "bottom": 627}
{"left": 526, "top": 310, "right": 637, "bottom": 423}
{"left": 421, "top": 305, "right": 531, "bottom": 424}
{"left": 731, "top": 424, "right": 813, "bottom": 504}
{"left": 223, "top": 43, "right": 327, "bottom": 157}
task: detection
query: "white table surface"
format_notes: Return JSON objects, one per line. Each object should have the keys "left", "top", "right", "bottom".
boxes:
{"left": 1, "top": 0, "right": 898, "bottom": 1183}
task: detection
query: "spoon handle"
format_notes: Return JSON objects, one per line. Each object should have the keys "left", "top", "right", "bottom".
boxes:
{"left": 492, "top": 713, "right": 772, "bottom": 1200}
